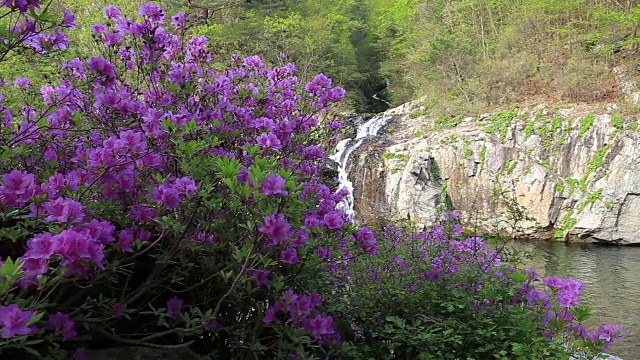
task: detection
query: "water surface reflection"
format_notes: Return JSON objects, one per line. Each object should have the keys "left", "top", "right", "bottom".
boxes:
{"left": 525, "top": 241, "right": 640, "bottom": 359}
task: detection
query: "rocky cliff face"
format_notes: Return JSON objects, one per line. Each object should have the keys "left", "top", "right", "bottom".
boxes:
{"left": 348, "top": 102, "right": 640, "bottom": 244}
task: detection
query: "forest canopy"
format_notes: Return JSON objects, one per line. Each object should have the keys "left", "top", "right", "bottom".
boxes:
{"left": 3, "top": 0, "right": 640, "bottom": 114}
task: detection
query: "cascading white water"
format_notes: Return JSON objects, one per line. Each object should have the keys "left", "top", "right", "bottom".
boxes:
{"left": 372, "top": 79, "right": 392, "bottom": 108}
{"left": 329, "top": 114, "right": 392, "bottom": 221}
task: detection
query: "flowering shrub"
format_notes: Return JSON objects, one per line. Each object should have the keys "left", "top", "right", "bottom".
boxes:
{"left": 328, "top": 213, "right": 623, "bottom": 359}
{"left": 0, "top": 2, "right": 360, "bottom": 358}
{"left": 0, "top": 2, "right": 623, "bottom": 359}
{"left": 0, "top": 0, "right": 75, "bottom": 61}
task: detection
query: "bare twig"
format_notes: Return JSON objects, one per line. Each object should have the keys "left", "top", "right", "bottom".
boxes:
{"left": 212, "top": 241, "right": 254, "bottom": 318}
{"left": 96, "top": 328, "right": 196, "bottom": 349}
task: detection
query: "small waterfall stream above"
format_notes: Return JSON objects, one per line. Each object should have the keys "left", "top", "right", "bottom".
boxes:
{"left": 329, "top": 114, "right": 391, "bottom": 221}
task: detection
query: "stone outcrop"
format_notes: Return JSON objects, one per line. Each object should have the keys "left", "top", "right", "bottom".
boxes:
{"left": 348, "top": 101, "right": 640, "bottom": 244}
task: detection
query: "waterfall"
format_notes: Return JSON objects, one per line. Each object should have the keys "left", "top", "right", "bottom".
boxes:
{"left": 372, "top": 78, "right": 392, "bottom": 108}
{"left": 329, "top": 114, "right": 392, "bottom": 221}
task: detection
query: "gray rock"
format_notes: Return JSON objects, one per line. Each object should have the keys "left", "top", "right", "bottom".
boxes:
{"left": 349, "top": 102, "right": 640, "bottom": 244}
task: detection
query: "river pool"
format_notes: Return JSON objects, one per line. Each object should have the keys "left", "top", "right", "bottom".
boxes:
{"left": 520, "top": 241, "right": 640, "bottom": 359}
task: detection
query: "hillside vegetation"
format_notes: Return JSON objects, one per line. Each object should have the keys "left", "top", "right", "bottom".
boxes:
{"left": 4, "top": 0, "right": 640, "bottom": 113}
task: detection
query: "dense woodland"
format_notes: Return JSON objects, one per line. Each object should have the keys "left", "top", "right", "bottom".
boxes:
{"left": 3, "top": 0, "right": 640, "bottom": 113}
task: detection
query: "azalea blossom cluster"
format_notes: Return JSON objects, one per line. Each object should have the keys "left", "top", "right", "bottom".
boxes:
{"left": 361, "top": 213, "right": 504, "bottom": 290}
{"left": 520, "top": 272, "right": 624, "bottom": 349}
{"left": 264, "top": 289, "right": 339, "bottom": 344}
{"left": 0, "top": 304, "right": 76, "bottom": 341}
{"left": 343, "top": 213, "right": 623, "bottom": 354}
{"left": 0, "top": 3, "right": 375, "bottom": 356}
{"left": 0, "top": 0, "right": 74, "bottom": 57}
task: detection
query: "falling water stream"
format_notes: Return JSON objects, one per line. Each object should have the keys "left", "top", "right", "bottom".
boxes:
{"left": 329, "top": 114, "right": 391, "bottom": 221}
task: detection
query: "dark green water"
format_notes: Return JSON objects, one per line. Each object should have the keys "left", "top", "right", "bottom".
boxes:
{"left": 528, "top": 241, "right": 640, "bottom": 359}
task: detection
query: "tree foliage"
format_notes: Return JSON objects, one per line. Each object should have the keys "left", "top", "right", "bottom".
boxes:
{"left": 4, "top": 0, "right": 640, "bottom": 114}
{"left": 371, "top": 0, "right": 640, "bottom": 112}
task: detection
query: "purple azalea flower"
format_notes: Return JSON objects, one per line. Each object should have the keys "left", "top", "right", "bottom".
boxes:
{"left": 25, "top": 233, "right": 59, "bottom": 259}
{"left": 280, "top": 247, "right": 300, "bottom": 264}
{"left": 171, "top": 12, "right": 187, "bottom": 29}
{"left": 202, "top": 319, "right": 218, "bottom": 331}
{"left": 62, "top": 9, "right": 76, "bottom": 28}
{"left": 263, "top": 304, "right": 282, "bottom": 324}
{"left": 166, "top": 297, "right": 183, "bottom": 318}
{"left": 46, "top": 312, "right": 77, "bottom": 341}
{"left": 113, "top": 303, "right": 125, "bottom": 317}
{"left": 139, "top": 3, "right": 165, "bottom": 23}
{"left": 256, "top": 132, "right": 282, "bottom": 150}
{"left": 91, "top": 23, "right": 107, "bottom": 35}
{"left": 321, "top": 211, "right": 344, "bottom": 230}
{"left": 42, "top": 197, "right": 85, "bottom": 223}
{"left": 0, "top": 304, "right": 36, "bottom": 338}
{"left": 1, "top": 170, "right": 39, "bottom": 206}
{"left": 353, "top": 227, "right": 378, "bottom": 255}
{"left": 258, "top": 212, "right": 291, "bottom": 245}
{"left": 260, "top": 174, "right": 288, "bottom": 196}
{"left": 13, "top": 77, "right": 30, "bottom": 88}
{"left": 302, "top": 313, "right": 334, "bottom": 340}
{"left": 250, "top": 269, "right": 271, "bottom": 287}
{"left": 103, "top": 5, "right": 121, "bottom": 19}
{"left": 598, "top": 324, "right": 623, "bottom": 343}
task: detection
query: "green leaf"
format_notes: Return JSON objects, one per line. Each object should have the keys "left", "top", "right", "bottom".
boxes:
{"left": 22, "top": 346, "right": 42, "bottom": 358}
{"left": 507, "top": 271, "right": 526, "bottom": 283}
{"left": 71, "top": 111, "right": 84, "bottom": 127}
{"left": 26, "top": 312, "right": 43, "bottom": 327}
{"left": 571, "top": 306, "right": 592, "bottom": 323}
{"left": 0, "top": 257, "right": 22, "bottom": 277}
{"left": 184, "top": 119, "right": 197, "bottom": 133}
